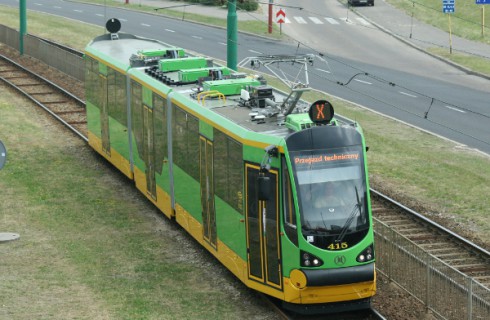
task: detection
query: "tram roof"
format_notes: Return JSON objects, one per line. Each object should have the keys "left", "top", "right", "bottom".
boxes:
{"left": 86, "top": 34, "right": 315, "bottom": 137}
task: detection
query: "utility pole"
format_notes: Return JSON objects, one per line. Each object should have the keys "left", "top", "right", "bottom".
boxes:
{"left": 19, "top": 0, "right": 26, "bottom": 55}
{"left": 268, "top": 0, "right": 273, "bottom": 33}
{"left": 227, "top": 0, "right": 237, "bottom": 70}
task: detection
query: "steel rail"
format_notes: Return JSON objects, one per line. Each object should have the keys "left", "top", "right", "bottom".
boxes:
{"left": 0, "top": 54, "right": 88, "bottom": 142}
{"left": 371, "top": 188, "right": 490, "bottom": 258}
{"left": 3, "top": 44, "right": 488, "bottom": 318}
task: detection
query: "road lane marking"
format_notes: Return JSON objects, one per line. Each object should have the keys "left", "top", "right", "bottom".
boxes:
{"left": 293, "top": 17, "right": 307, "bottom": 24}
{"left": 309, "top": 17, "right": 323, "bottom": 24}
{"left": 325, "top": 18, "right": 339, "bottom": 25}
{"left": 399, "top": 91, "right": 418, "bottom": 98}
{"left": 354, "top": 79, "right": 372, "bottom": 85}
{"left": 165, "top": 29, "right": 175, "bottom": 32}
{"left": 356, "top": 18, "right": 371, "bottom": 26}
{"left": 445, "top": 106, "right": 466, "bottom": 113}
{"left": 315, "top": 68, "right": 331, "bottom": 74}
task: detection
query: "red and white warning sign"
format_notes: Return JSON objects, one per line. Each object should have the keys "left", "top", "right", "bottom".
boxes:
{"left": 276, "top": 8, "right": 286, "bottom": 24}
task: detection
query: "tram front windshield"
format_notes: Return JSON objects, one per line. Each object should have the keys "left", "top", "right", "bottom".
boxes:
{"left": 291, "top": 146, "right": 368, "bottom": 238}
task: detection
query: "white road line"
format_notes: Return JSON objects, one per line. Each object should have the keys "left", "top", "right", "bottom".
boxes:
{"left": 356, "top": 18, "right": 370, "bottom": 26}
{"left": 219, "top": 42, "right": 227, "bottom": 46}
{"left": 73, "top": 9, "right": 83, "bottom": 13}
{"left": 192, "top": 35, "right": 203, "bottom": 39}
{"left": 249, "top": 49, "right": 263, "bottom": 54}
{"left": 141, "top": 23, "right": 151, "bottom": 27}
{"left": 445, "top": 106, "right": 466, "bottom": 113}
{"left": 308, "top": 17, "right": 323, "bottom": 24}
{"left": 315, "top": 68, "right": 331, "bottom": 74}
{"left": 284, "top": 17, "right": 291, "bottom": 24}
{"left": 120, "top": 19, "right": 128, "bottom": 22}
{"left": 325, "top": 17, "right": 339, "bottom": 25}
{"left": 95, "top": 14, "right": 104, "bottom": 17}
{"left": 399, "top": 91, "right": 418, "bottom": 98}
{"left": 354, "top": 79, "right": 372, "bottom": 85}
{"left": 165, "top": 29, "right": 175, "bottom": 32}
{"left": 293, "top": 16, "right": 307, "bottom": 24}
{"left": 53, "top": 6, "right": 61, "bottom": 9}
{"left": 34, "top": 3, "right": 42, "bottom": 6}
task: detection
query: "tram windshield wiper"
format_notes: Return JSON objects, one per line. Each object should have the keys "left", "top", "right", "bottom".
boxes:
{"left": 335, "top": 186, "right": 361, "bottom": 243}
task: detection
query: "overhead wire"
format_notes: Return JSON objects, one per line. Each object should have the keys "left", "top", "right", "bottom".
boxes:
{"left": 212, "top": 1, "right": 490, "bottom": 146}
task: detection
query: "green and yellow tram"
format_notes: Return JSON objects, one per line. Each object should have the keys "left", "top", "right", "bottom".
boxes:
{"left": 84, "top": 23, "right": 375, "bottom": 314}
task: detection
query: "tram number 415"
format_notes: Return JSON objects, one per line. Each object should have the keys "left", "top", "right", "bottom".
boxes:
{"left": 327, "top": 242, "right": 348, "bottom": 250}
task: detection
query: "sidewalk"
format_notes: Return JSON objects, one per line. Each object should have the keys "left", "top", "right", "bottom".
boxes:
{"left": 354, "top": 0, "right": 490, "bottom": 78}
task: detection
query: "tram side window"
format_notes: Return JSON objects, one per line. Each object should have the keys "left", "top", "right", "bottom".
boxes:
{"left": 85, "top": 57, "right": 99, "bottom": 106}
{"left": 107, "top": 68, "right": 127, "bottom": 126}
{"left": 172, "top": 104, "right": 199, "bottom": 181}
{"left": 214, "top": 130, "right": 243, "bottom": 214}
{"left": 282, "top": 157, "right": 298, "bottom": 246}
{"left": 153, "top": 95, "right": 167, "bottom": 175}
{"left": 131, "top": 81, "right": 144, "bottom": 158}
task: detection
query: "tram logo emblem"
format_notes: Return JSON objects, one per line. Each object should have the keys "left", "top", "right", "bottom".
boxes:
{"left": 334, "top": 255, "right": 346, "bottom": 266}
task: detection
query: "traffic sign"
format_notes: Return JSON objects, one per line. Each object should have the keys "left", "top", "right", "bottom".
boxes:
{"left": 443, "top": 0, "right": 455, "bottom": 13}
{"left": 276, "top": 8, "right": 286, "bottom": 24}
{"left": 476, "top": 0, "right": 490, "bottom": 3}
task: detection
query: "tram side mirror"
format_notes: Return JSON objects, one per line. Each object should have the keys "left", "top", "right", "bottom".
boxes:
{"left": 257, "top": 176, "right": 271, "bottom": 201}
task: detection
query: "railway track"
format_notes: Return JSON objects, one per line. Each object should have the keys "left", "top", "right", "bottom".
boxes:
{"left": 0, "top": 54, "right": 87, "bottom": 141}
{"left": 261, "top": 295, "right": 386, "bottom": 320}
{"left": 1, "top": 51, "right": 489, "bottom": 318}
{"left": 372, "top": 190, "right": 490, "bottom": 289}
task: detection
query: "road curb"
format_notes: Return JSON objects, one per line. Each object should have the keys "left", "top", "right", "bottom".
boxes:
{"left": 349, "top": 6, "right": 490, "bottom": 81}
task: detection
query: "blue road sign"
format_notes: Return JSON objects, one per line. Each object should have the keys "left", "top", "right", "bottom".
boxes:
{"left": 476, "top": 0, "right": 490, "bottom": 3}
{"left": 443, "top": 0, "right": 455, "bottom": 13}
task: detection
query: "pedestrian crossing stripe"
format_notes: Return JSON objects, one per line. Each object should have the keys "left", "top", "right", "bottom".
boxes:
{"left": 281, "top": 16, "right": 371, "bottom": 26}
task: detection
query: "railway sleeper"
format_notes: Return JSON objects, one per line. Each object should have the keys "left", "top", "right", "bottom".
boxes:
{"left": 2, "top": 75, "right": 30, "bottom": 80}
{"left": 30, "top": 91, "right": 55, "bottom": 95}
{"left": 407, "top": 234, "right": 437, "bottom": 241}
{"left": 56, "top": 110, "right": 85, "bottom": 115}
{"left": 14, "top": 82, "right": 45, "bottom": 87}
{"left": 39, "top": 100, "right": 69, "bottom": 104}
{"left": 436, "top": 252, "right": 472, "bottom": 259}
{"left": 381, "top": 219, "right": 410, "bottom": 225}
{"left": 455, "top": 264, "right": 489, "bottom": 273}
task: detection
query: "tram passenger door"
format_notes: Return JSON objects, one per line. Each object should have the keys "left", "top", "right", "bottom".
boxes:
{"left": 200, "top": 137, "right": 217, "bottom": 249}
{"left": 245, "top": 164, "right": 282, "bottom": 290}
{"left": 99, "top": 74, "right": 110, "bottom": 155}
{"left": 143, "top": 105, "right": 156, "bottom": 199}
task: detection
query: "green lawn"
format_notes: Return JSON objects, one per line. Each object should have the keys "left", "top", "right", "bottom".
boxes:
{"left": 0, "top": 86, "right": 275, "bottom": 319}
{"left": 1, "top": 0, "right": 488, "bottom": 248}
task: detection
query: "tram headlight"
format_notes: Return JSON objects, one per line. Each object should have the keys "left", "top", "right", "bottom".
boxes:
{"left": 300, "top": 250, "right": 324, "bottom": 267}
{"left": 356, "top": 244, "right": 375, "bottom": 263}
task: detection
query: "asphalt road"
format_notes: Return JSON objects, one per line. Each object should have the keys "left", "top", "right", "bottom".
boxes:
{"left": 2, "top": 0, "right": 489, "bottom": 154}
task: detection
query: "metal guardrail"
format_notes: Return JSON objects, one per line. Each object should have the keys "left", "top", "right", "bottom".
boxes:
{"left": 2, "top": 25, "right": 489, "bottom": 320}
{"left": 375, "top": 220, "right": 490, "bottom": 320}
